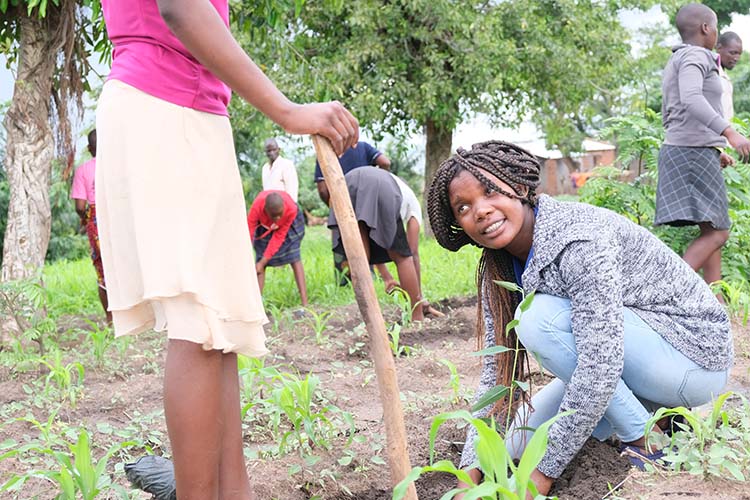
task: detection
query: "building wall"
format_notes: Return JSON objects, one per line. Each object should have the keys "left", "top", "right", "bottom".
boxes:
{"left": 537, "top": 149, "right": 615, "bottom": 196}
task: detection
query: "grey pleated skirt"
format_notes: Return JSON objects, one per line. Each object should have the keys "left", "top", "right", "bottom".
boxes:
{"left": 655, "top": 145, "right": 730, "bottom": 230}
{"left": 328, "top": 167, "right": 411, "bottom": 264}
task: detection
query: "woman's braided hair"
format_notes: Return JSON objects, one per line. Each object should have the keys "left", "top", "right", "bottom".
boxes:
{"left": 426, "top": 140, "right": 541, "bottom": 423}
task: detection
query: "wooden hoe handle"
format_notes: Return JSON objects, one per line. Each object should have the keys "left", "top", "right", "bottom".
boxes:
{"left": 311, "top": 135, "right": 418, "bottom": 500}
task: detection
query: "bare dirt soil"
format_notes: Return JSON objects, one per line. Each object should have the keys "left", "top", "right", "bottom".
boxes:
{"left": 1, "top": 297, "right": 748, "bottom": 499}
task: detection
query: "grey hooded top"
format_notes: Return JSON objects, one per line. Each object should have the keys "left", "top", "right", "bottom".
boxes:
{"left": 460, "top": 195, "right": 731, "bottom": 478}
{"left": 661, "top": 44, "right": 730, "bottom": 147}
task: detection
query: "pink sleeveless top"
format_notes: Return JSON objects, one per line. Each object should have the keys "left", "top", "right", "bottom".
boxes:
{"left": 102, "top": 0, "right": 231, "bottom": 116}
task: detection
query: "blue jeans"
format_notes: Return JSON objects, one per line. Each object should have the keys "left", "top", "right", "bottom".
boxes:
{"left": 506, "top": 294, "right": 729, "bottom": 458}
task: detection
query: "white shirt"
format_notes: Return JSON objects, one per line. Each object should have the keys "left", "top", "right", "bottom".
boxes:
{"left": 718, "top": 64, "right": 734, "bottom": 121}
{"left": 261, "top": 156, "right": 298, "bottom": 202}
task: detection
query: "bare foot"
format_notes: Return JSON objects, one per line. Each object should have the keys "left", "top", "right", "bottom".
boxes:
{"left": 423, "top": 302, "right": 445, "bottom": 318}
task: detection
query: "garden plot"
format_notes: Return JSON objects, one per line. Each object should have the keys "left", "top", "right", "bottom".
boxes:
{"left": 1, "top": 298, "right": 749, "bottom": 499}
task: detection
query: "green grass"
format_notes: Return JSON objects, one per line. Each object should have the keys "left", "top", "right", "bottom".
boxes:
{"left": 42, "top": 226, "right": 482, "bottom": 318}
{"left": 44, "top": 259, "right": 102, "bottom": 317}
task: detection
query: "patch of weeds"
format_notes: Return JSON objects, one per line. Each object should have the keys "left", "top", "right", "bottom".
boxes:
{"left": 712, "top": 280, "right": 750, "bottom": 325}
{"left": 238, "top": 359, "right": 356, "bottom": 459}
{"left": 1, "top": 425, "right": 136, "bottom": 499}
{"left": 646, "top": 391, "right": 750, "bottom": 481}
{"left": 266, "top": 303, "right": 289, "bottom": 335}
{"left": 95, "top": 409, "right": 166, "bottom": 457}
{"left": 37, "top": 349, "right": 85, "bottom": 408}
{"left": 0, "top": 277, "right": 57, "bottom": 358}
{"left": 82, "top": 320, "right": 115, "bottom": 369}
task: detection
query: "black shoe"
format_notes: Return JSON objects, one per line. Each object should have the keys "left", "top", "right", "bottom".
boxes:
{"left": 124, "top": 455, "right": 177, "bottom": 500}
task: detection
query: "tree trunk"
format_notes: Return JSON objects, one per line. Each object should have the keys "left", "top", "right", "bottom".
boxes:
{"left": 423, "top": 119, "right": 454, "bottom": 237}
{"left": 1, "top": 13, "right": 57, "bottom": 281}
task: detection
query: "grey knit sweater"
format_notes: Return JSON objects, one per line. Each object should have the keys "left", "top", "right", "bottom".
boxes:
{"left": 460, "top": 195, "right": 732, "bottom": 478}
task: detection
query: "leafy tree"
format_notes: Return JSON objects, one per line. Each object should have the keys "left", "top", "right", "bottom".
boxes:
{"left": 235, "top": 0, "right": 656, "bottom": 228}
{"left": 0, "top": 0, "right": 106, "bottom": 280}
{"left": 703, "top": 0, "right": 750, "bottom": 28}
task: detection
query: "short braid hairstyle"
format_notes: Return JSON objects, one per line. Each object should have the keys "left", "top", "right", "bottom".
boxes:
{"left": 427, "top": 140, "right": 541, "bottom": 252}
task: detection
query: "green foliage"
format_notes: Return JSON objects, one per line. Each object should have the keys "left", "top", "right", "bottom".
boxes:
{"left": 702, "top": 0, "right": 750, "bottom": 27}
{"left": 393, "top": 409, "right": 570, "bottom": 500}
{"left": 645, "top": 392, "right": 750, "bottom": 481}
{"left": 258, "top": 226, "right": 480, "bottom": 309}
{"left": 1, "top": 425, "right": 134, "bottom": 500}
{"left": 235, "top": 0, "right": 655, "bottom": 158}
{"left": 387, "top": 322, "right": 412, "bottom": 358}
{"left": 83, "top": 320, "right": 114, "bottom": 368}
{"left": 237, "top": 357, "right": 355, "bottom": 457}
{"left": 0, "top": 276, "right": 55, "bottom": 356}
{"left": 733, "top": 53, "right": 750, "bottom": 118}
{"left": 37, "top": 348, "right": 85, "bottom": 407}
{"left": 580, "top": 111, "right": 750, "bottom": 296}
{"left": 304, "top": 308, "right": 334, "bottom": 345}
{"left": 438, "top": 358, "right": 463, "bottom": 404}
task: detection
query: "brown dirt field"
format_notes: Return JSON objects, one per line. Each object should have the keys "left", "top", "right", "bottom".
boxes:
{"left": 1, "top": 299, "right": 748, "bottom": 499}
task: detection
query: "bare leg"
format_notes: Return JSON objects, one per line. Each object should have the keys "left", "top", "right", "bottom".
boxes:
{"left": 387, "top": 250, "right": 424, "bottom": 322}
{"left": 256, "top": 267, "right": 265, "bottom": 293}
{"left": 164, "top": 340, "right": 223, "bottom": 500}
{"left": 702, "top": 248, "right": 723, "bottom": 285}
{"left": 405, "top": 217, "right": 421, "bottom": 286}
{"left": 290, "top": 261, "right": 309, "bottom": 306}
{"left": 218, "top": 353, "right": 254, "bottom": 500}
{"left": 682, "top": 223, "right": 729, "bottom": 284}
{"left": 98, "top": 287, "right": 112, "bottom": 324}
{"left": 403, "top": 218, "right": 442, "bottom": 317}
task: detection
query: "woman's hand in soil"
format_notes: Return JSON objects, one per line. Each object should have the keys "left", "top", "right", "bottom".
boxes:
{"left": 529, "top": 468, "right": 553, "bottom": 499}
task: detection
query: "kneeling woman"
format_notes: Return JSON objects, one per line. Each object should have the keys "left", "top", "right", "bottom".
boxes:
{"left": 426, "top": 141, "right": 732, "bottom": 495}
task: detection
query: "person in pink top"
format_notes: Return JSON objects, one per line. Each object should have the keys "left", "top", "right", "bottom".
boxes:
{"left": 96, "top": 1, "right": 358, "bottom": 499}
{"left": 70, "top": 129, "right": 112, "bottom": 324}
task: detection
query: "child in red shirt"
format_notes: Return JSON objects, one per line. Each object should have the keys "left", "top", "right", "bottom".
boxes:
{"left": 248, "top": 190, "right": 308, "bottom": 305}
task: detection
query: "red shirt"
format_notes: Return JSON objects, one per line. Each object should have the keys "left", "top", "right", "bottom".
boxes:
{"left": 247, "top": 190, "right": 298, "bottom": 260}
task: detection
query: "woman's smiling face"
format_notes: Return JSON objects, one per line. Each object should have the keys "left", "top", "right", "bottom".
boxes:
{"left": 448, "top": 168, "right": 528, "bottom": 250}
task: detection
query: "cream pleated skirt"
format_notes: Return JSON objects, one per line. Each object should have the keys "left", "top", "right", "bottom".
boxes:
{"left": 95, "top": 79, "right": 268, "bottom": 357}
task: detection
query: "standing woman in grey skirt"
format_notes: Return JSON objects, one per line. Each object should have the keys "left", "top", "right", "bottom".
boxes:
{"left": 656, "top": 3, "right": 750, "bottom": 287}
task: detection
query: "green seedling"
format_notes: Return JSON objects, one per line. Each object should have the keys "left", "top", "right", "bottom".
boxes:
{"left": 387, "top": 323, "right": 412, "bottom": 357}
{"left": 37, "top": 349, "right": 85, "bottom": 407}
{"left": 645, "top": 391, "right": 750, "bottom": 481}
{"left": 439, "top": 358, "right": 462, "bottom": 403}
{"left": 266, "top": 303, "right": 287, "bottom": 334}
{"left": 393, "top": 410, "right": 570, "bottom": 500}
{"left": 304, "top": 308, "right": 334, "bottom": 345}
{"left": 1, "top": 427, "right": 135, "bottom": 499}
{"left": 84, "top": 319, "right": 115, "bottom": 368}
